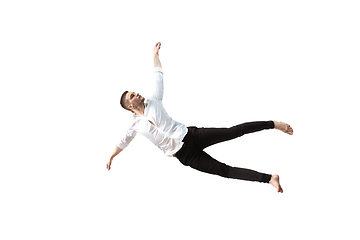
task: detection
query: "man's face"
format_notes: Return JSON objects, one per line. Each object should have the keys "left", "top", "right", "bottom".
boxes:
{"left": 126, "top": 91, "right": 144, "bottom": 110}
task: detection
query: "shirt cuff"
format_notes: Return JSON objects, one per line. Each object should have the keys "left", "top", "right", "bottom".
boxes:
{"left": 154, "top": 67, "right": 163, "bottom": 74}
{"left": 117, "top": 143, "right": 127, "bottom": 150}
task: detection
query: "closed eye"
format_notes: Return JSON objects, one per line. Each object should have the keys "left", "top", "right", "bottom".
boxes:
{"left": 130, "top": 93, "right": 134, "bottom": 99}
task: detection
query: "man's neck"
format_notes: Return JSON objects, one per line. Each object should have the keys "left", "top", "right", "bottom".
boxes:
{"left": 134, "top": 103, "right": 146, "bottom": 116}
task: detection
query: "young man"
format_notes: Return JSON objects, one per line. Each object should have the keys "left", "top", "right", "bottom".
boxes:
{"left": 106, "top": 42, "right": 293, "bottom": 193}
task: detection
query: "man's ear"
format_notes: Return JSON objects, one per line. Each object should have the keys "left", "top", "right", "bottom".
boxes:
{"left": 128, "top": 104, "right": 133, "bottom": 110}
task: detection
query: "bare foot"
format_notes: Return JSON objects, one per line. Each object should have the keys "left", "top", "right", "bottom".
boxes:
{"left": 274, "top": 121, "right": 293, "bottom": 135}
{"left": 269, "top": 175, "right": 283, "bottom": 193}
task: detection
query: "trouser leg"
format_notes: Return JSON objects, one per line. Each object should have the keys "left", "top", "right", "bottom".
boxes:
{"left": 193, "top": 121, "right": 275, "bottom": 150}
{"left": 182, "top": 151, "right": 271, "bottom": 183}
{"left": 185, "top": 150, "right": 230, "bottom": 178}
{"left": 227, "top": 167, "right": 272, "bottom": 183}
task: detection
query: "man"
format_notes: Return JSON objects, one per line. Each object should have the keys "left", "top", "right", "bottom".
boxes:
{"left": 106, "top": 42, "right": 293, "bottom": 193}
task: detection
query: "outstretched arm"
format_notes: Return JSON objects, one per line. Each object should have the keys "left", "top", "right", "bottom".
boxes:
{"left": 106, "top": 146, "right": 123, "bottom": 171}
{"left": 108, "top": 127, "right": 136, "bottom": 170}
{"left": 154, "top": 42, "right": 162, "bottom": 68}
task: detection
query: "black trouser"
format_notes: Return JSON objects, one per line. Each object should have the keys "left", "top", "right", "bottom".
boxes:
{"left": 175, "top": 121, "right": 274, "bottom": 183}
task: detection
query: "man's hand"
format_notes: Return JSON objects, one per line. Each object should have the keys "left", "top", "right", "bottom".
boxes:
{"left": 106, "top": 158, "right": 113, "bottom": 171}
{"left": 154, "top": 42, "right": 162, "bottom": 68}
{"left": 154, "top": 42, "right": 161, "bottom": 56}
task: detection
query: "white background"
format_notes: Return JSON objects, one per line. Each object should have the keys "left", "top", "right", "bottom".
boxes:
{"left": 1, "top": 0, "right": 359, "bottom": 239}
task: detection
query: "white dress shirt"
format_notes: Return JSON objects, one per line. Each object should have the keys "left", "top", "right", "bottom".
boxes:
{"left": 117, "top": 67, "right": 188, "bottom": 157}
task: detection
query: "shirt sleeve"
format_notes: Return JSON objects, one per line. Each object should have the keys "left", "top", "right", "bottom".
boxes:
{"left": 117, "top": 127, "right": 137, "bottom": 150}
{"left": 147, "top": 67, "right": 164, "bottom": 101}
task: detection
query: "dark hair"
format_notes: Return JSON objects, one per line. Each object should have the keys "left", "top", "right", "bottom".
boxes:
{"left": 120, "top": 91, "right": 131, "bottom": 112}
